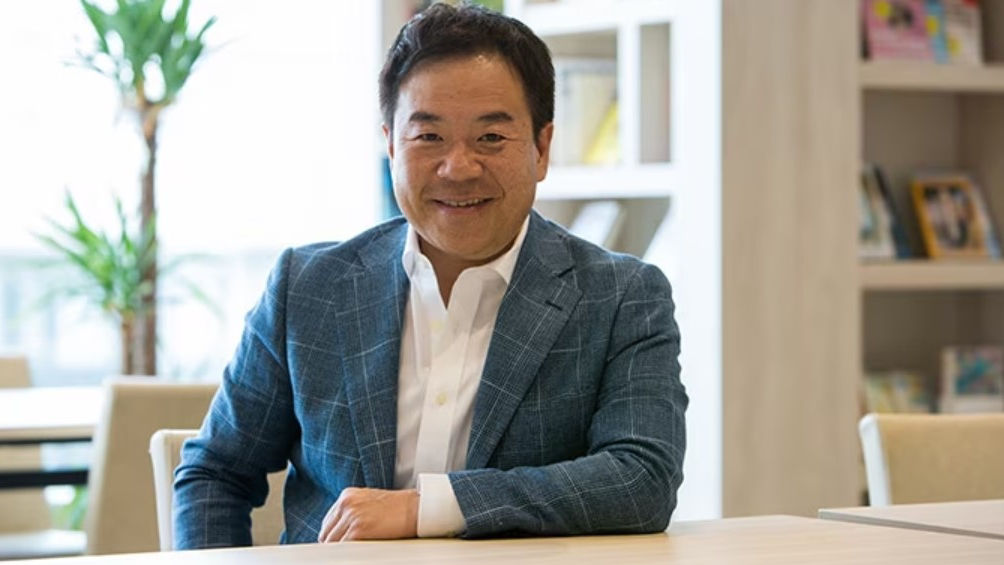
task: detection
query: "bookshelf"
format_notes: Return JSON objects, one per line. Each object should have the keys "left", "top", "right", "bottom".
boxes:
{"left": 510, "top": 0, "right": 1004, "bottom": 520}
{"left": 506, "top": 0, "right": 722, "bottom": 522}
{"left": 536, "top": 164, "right": 678, "bottom": 199}
{"left": 858, "top": 0, "right": 1004, "bottom": 500}
{"left": 859, "top": 0, "right": 1004, "bottom": 375}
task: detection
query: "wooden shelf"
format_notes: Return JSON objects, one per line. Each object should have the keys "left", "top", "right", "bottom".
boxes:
{"left": 860, "top": 62, "right": 1004, "bottom": 93}
{"left": 860, "top": 261, "right": 1004, "bottom": 290}
{"left": 536, "top": 163, "right": 675, "bottom": 200}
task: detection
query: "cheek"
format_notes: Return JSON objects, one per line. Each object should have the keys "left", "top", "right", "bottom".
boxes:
{"left": 391, "top": 157, "right": 419, "bottom": 197}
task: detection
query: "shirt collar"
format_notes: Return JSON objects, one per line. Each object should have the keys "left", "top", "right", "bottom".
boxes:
{"left": 401, "top": 215, "right": 530, "bottom": 286}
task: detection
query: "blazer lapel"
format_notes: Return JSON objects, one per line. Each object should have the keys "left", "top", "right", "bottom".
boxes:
{"left": 466, "top": 213, "right": 582, "bottom": 469}
{"left": 334, "top": 223, "right": 408, "bottom": 489}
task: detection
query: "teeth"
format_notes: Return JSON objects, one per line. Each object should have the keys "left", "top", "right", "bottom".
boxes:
{"left": 442, "top": 198, "right": 487, "bottom": 207}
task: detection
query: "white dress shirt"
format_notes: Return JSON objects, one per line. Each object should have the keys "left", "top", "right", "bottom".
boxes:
{"left": 394, "top": 217, "right": 529, "bottom": 537}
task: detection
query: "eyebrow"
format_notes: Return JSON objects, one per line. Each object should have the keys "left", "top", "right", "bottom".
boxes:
{"left": 405, "top": 111, "right": 515, "bottom": 124}
{"left": 477, "top": 111, "right": 514, "bottom": 124}
{"left": 407, "top": 111, "right": 441, "bottom": 124}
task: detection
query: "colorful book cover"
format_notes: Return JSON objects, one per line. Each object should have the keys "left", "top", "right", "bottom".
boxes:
{"left": 862, "top": 0, "right": 935, "bottom": 62}
{"left": 940, "top": 346, "right": 1004, "bottom": 413}
{"left": 925, "top": 0, "right": 949, "bottom": 63}
{"left": 863, "top": 371, "right": 933, "bottom": 413}
{"left": 943, "top": 0, "right": 983, "bottom": 65}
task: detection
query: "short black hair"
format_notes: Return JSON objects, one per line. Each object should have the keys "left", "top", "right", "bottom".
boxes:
{"left": 379, "top": 2, "right": 554, "bottom": 138}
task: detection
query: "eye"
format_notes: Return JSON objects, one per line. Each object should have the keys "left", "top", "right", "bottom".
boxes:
{"left": 479, "top": 133, "right": 505, "bottom": 143}
{"left": 415, "top": 132, "right": 442, "bottom": 142}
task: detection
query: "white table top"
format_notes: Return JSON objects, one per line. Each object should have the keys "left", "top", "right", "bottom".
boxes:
{"left": 819, "top": 499, "right": 1004, "bottom": 541}
{"left": 7, "top": 515, "right": 1004, "bottom": 564}
{"left": 0, "top": 386, "right": 101, "bottom": 443}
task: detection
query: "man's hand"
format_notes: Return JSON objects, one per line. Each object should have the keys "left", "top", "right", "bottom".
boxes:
{"left": 317, "top": 487, "right": 419, "bottom": 542}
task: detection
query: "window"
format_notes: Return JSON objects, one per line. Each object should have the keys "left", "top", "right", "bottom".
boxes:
{"left": 0, "top": 1, "right": 383, "bottom": 384}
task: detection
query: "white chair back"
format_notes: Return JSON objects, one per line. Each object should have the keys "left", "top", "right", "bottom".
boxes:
{"left": 149, "top": 429, "right": 286, "bottom": 549}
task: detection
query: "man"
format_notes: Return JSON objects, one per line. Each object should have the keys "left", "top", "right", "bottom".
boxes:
{"left": 174, "top": 3, "right": 686, "bottom": 547}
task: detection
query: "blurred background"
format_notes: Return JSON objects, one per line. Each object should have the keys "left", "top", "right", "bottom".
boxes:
{"left": 2, "top": 0, "right": 1003, "bottom": 558}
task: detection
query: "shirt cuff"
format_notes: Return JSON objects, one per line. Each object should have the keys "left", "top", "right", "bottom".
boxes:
{"left": 416, "top": 473, "right": 466, "bottom": 538}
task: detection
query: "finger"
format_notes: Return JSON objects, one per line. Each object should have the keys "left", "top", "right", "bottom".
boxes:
{"left": 341, "top": 526, "right": 360, "bottom": 542}
{"left": 326, "top": 511, "right": 354, "bottom": 543}
{"left": 317, "top": 502, "right": 342, "bottom": 542}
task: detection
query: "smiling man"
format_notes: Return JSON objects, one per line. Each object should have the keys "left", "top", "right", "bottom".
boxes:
{"left": 174, "top": 3, "right": 686, "bottom": 546}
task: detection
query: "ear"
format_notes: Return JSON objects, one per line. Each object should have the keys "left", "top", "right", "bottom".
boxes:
{"left": 534, "top": 122, "right": 554, "bottom": 182}
{"left": 382, "top": 123, "right": 394, "bottom": 160}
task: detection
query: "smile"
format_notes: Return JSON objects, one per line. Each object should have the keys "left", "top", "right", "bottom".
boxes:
{"left": 437, "top": 198, "right": 492, "bottom": 208}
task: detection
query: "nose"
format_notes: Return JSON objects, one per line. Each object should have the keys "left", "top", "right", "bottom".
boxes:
{"left": 437, "top": 141, "right": 482, "bottom": 182}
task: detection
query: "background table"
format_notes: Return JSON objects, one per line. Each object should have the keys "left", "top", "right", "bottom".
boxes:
{"left": 0, "top": 387, "right": 101, "bottom": 489}
{"left": 5, "top": 514, "right": 1003, "bottom": 564}
{"left": 819, "top": 499, "right": 1004, "bottom": 541}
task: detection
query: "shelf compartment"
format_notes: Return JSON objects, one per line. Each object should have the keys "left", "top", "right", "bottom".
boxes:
{"left": 860, "top": 62, "right": 1004, "bottom": 93}
{"left": 861, "top": 261, "right": 1004, "bottom": 290}
{"left": 535, "top": 163, "right": 676, "bottom": 200}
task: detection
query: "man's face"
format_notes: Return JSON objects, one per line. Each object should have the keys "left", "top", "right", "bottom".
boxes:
{"left": 385, "top": 53, "right": 553, "bottom": 269}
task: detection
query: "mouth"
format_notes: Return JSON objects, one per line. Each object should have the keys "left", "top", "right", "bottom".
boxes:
{"left": 434, "top": 197, "right": 494, "bottom": 209}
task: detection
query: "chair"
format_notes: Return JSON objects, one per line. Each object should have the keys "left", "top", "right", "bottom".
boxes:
{"left": 83, "top": 377, "right": 218, "bottom": 555}
{"left": 0, "top": 356, "right": 86, "bottom": 559}
{"left": 859, "top": 412, "right": 1004, "bottom": 506}
{"left": 149, "top": 429, "right": 286, "bottom": 550}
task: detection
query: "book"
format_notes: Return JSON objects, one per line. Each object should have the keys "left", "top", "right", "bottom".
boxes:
{"left": 940, "top": 346, "right": 1004, "bottom": 413}
{"left": 925, "top": 0, "right": 950, "bottom": 63}
{"left": 551, "top": 58, "right": 617, "bottom": 166}
{"left": 861, "top": 0, "right": 935, "bottom": 62}
{"left": 859, "top": 164, "right": 896, "bottom": 260}
{"left": 870, "top": 164, "right": 913, "bottom": 258}
{"left": 967, "top": 175, "right": 1001, "bottom": 258}
{"left": 862, "top": 370, "right": 933, "bottom": 413}
{"left": 582, "top": 101, "right": 618, "bottom": 166}
{"left": 943, "top": 0, "right": 983, "bottom": 65}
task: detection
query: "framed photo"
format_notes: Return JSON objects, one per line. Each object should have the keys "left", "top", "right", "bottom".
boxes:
{"left": 911, "top": 177, "right": 989, "bottom": 259}
{"left": 940, "top": 346, "right": 1004, "bottom": 413}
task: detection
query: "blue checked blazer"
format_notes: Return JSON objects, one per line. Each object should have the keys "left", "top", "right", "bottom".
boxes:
{"left": 174, "top": 211, "right": 686, "bottom": 548}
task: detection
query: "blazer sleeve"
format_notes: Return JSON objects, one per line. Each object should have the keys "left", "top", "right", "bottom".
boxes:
{"left": 173, "top": 249, "right": 298, "bottom": 549}
{"left": 448, "top": 262, "right": 687, "bottom": 537}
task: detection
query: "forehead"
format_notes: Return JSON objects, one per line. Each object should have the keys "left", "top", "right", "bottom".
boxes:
{"left": 395, "top": 53, "right": 531, "bottom": 121}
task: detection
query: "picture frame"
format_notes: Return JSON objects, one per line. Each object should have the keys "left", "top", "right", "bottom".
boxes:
{"left": 911, "top": 177, "right": 989, "bottom": 259}
{"left": 940, "top": 346, "right": 1004, "bottom": 413}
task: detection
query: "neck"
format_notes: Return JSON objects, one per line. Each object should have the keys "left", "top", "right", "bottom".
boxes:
{"left": 419, "top": 238, "right": 515, "bottom": 307}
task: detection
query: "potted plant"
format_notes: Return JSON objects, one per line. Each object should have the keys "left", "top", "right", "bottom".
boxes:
{"left": 73, "top": 0, "right": 215, "bottom": 375}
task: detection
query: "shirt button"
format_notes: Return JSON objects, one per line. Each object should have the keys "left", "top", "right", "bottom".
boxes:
{"left": 431, "top": 320, "right": 443, "bottom": 333}
{"left": 435, "top": 392, "right": 448, "bottom": 406}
